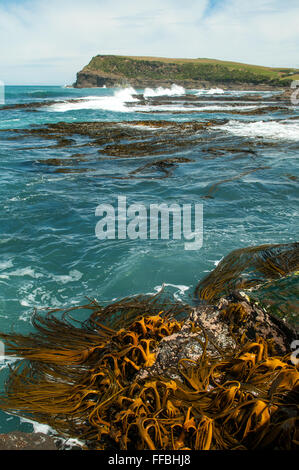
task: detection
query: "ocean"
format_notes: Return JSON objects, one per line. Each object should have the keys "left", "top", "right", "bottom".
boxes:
{"left": 0, "top": 84, "right": 298, "bottom": 434}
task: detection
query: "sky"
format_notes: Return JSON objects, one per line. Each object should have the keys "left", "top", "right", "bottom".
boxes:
{"left": 0, "top": 0, "right": 299, "bottom": 85}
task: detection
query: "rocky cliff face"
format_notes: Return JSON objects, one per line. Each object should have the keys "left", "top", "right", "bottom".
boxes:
{"left": 74, "top": 71, "right": 282, "bottom": 90}
{"left": 74, "top": 70, "right": 121, "bottom": 88}
{"left": 74, "top": 68, "right": 212, "bottom": 89}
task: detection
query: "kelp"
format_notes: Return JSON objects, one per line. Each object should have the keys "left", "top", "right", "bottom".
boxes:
{"left": 248, "top": 273, "right": 299, "bottom": 327}
{"left": 201, "top": 167, "right": 270, "bottom": 199}
{"left": 195, "top": 242, "right": 299, "bottom": 306}
{"left": 0, "top": 294, "right": 298, "bottom": 450}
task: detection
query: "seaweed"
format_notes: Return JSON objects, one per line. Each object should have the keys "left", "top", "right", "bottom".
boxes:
{"left": 110, "top": 157, "right": 194, "bottom": 180}
{"left": 195, "top": 242, "right": 299, "bottom": 305}
{"left": 0, "top": 293, "right": 297, "bottom": 450}
{"left": 201, "top": 166, "right": 270, "bottom": 199}
{"left": 0, "top": 120, "right": 216, "bottom": 159}
{"left": 248, "top": 273, "right": 299, "bottom": 326}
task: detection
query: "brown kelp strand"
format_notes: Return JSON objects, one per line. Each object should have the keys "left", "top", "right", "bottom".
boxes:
{"left": 201, "top": 166, "right": 270, "bottom": 199}
{"left": 195, "top": 242, "right": 299, "bottom": 304}
{"left": 248, "top": 273, "right": 299, "bottom": 327}
{"left": 0, "top": 294, "right": 298, "bottom": 450}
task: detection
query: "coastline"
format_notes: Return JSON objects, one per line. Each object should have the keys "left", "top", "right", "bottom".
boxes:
{"left": 73, "top": 73, "right": 288, "bottom": 91}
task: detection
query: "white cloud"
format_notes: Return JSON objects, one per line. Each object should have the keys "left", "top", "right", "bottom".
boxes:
{"left": 0, "top": 0, "right": 298, "bottom": 85}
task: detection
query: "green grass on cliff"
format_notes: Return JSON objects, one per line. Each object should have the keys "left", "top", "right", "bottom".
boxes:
{"left": 83, "top": 55, "right": 299, "bottom": 87}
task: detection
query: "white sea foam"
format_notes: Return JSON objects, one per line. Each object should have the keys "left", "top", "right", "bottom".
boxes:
{"left": 194, "top": 89, "right": 274, "bottom": 96}
{"left": 120, "top": 123, "right": 163, "bottom": 131}
{"left": 218, "top": 120, "right": 299, "bottom": 141}
{"left": 20, "top": 417, "right": 54, "bottom": 435}
{"left": 6, "top": 267, "right": 44, "bottom": 278}
{"left": 0, "top": 356, "right": 21, "bottom": 372}
{"left": 196, "top": 88, "right": 224, "bottom": 95}
{"left": 51, "top": 269, "right": 83, "bottom": 284}
{"left": 214, "top": 258, "right": 223, "bottom": 266}
{"left": 0, "top": 118, "right": 20, "bottom": 123}
{"left": 151, "top": 283, "right": 190, "bottom": 301}
{"left": 19, "top": 287, "right": 66, "bottom": 316}
{"left": 143, "top": 84, "right": 185, "bottom": 98}
{"left": 49, "top": 87, "right": 139, "bottom": 113}
{"left": 135, "top": 104, "right": 261, "bottom": 113}
{"left": 14, "top": 415, "right": 84, "bottom": 448}
{"left": 17, "top": 270, "right": 83, "bottom": 315}
{"left": 48, "top": 86, "right": 271, "bottom": 115}
{"left": 0, "top": 260, "right": 13, "bottom": 271}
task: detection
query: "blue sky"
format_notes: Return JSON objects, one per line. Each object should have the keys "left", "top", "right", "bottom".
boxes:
{"left": 203, "top": 0, "right": 226, "bottom": 17}
{"left": 0, "top": 0, "right": 298, "bottom": 85}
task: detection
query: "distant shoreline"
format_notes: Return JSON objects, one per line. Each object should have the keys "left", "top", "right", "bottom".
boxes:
{"left": 72, "top": 80, "right": 287, "bottom": 91}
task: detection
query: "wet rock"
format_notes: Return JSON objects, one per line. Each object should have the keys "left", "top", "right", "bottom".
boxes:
{"left": 136, "top": 304, "right": 235, "bottom": 383}
{"left": 136, "top": 294, "right": 296, "bottom": 383}
{"left": 0, "top": 431, "right": 59, "bottom": 450}
{"left": 207, "top": 293, "right": 296, "bottom": 354}
{"left": 0, "top": 120, "right": 220, "bottom": 162}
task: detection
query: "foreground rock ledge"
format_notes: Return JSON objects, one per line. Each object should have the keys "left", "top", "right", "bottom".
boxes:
{"left": 137, "top": 292, "right": 297, "bottom": 382}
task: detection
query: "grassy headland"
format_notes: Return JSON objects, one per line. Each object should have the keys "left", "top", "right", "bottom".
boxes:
{"left": 74, "top": 54, "right": 299, "bottom": 89}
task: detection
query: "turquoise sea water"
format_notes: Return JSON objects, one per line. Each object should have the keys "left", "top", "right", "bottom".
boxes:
{"left": 0, "top": 84, "right": 298, "bottom": 433}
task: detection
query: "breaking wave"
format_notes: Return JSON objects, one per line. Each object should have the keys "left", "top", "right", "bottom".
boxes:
{"left": 49, "top": 87, "right": 139, "bottom": 113}
{"left": 196, "top": 88, "right": 225, "bottom": 95}
{"left": 135, "top": 104, "right": 263, "bottom": 113}
{"left": 218, "top": 119, "right": 299, "bottom": 141}
{"left": 143, "top": 84, "right": 185, "bottom": 98}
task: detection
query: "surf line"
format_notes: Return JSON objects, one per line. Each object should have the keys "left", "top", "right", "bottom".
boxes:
{"left": 95, "top": 196, "right": 203, "bottom": 251}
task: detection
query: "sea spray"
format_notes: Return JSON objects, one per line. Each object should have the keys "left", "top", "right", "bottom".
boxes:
{"left": 49, "top": 86, "right": 139, "bottom": 112}
{"left": 218, "top": 119, "right": 299, "bottom": 140}
{"left": 143, "top": 84, "right": 185, "bottom": 98}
